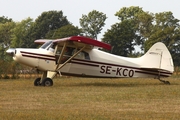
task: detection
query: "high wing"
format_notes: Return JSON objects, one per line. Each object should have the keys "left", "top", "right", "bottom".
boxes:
{"left": 34, "top": 36, "right": 111, "bottom": 50}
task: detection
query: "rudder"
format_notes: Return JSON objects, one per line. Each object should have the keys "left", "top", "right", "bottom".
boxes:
{"left": 139, "top": 42, "right": 174, "bottom": 73}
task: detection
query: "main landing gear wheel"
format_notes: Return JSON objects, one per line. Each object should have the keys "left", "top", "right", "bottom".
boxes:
{"left": 41, "top": 78, "right": 53, "bottom": 86}
{"left": 34, "top": 77, "right": 41, "bottom": 86}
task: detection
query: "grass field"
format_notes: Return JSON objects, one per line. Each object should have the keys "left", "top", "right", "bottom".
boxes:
{"left": 0, "top": 77, "right": 180, "bottom": 120}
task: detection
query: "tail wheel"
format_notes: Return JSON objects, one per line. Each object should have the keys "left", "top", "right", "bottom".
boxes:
{"left": 41, "top": 78, "right": 53, "bottom": 86}
{"left": 34, "top": 77, "right": 41, "bottom": 86}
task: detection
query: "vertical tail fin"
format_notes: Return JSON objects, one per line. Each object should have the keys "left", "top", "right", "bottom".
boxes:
{"left": 139, "top": 42, "right": 174, "bottom": 73}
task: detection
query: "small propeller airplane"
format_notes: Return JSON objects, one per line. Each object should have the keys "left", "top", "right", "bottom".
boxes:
{"left": 6, "top": 36, "right": 174, "bottom": 86}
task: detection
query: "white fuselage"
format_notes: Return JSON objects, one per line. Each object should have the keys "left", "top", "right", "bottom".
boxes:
{"left": 12, "top": 48, "right": 172, "bottom": 78}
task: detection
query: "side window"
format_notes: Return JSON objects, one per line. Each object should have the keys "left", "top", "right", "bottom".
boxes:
{"left": 65, "top": 47, "right": 73, "bottom": 56}
{"left": 75, "top": 52, "right": 85, "bottom": 59}
{"left": 56, "top": 47, "right": 73, "bottom": 56}
{"left": 55, "top": 46, "right": 90, "bottom": 61}
{"left": 55, "top": 47, "right": 73, "bottom": 64}
{"left": 84, "top": 52, "right": 90, "bottom": 60}
{"left": 73, "top": 49, "right": 90, "bottom": 60}
{"left": 56, "top": 47, "right": 62, "bottom": 55}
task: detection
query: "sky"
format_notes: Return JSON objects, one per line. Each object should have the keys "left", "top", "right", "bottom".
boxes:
{"left": 0, "top": 0, "right": 179, "bottom": 40}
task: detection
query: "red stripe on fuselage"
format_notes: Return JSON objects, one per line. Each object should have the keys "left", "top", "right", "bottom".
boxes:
{"left": 20, "top": 51, "right": 56, "bottom": 61}
{"left": 70, "top": 59, "right": 173, "bottom": 77}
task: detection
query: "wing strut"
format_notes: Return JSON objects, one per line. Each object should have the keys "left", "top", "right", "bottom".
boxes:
{"left": 56, "top": 44, "right": 86, "bottom": 71}
{"left": 50, "top": 41, "right": 86, "bottom": 79}
{"left": 56, "top": 42, "right": 67, "bottom": 69}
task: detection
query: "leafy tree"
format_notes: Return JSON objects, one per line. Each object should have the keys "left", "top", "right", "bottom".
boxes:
{"left": 115, "top": 6, "right": 153, "bottom": 51}
{"left": 45, "top": 24, "right": 82, "bottom": 39}
{"left": 79, "top": 10, "right": 107, "bottom": 39}
{"left": 28, "top": 10, "right": 70, "bottom": 47}
{"left": 11, "top": 17, "right": 34, "bottom": 48}
{"left": 115, "top": 6, "right": 144, "bottom": 21}
{"left": 145, "top": 12, "right": 180, "bottom": 50}
{"left": 0, "top": 21, "right": 15, "bottom": 78}
{"left": 103, "top": 6, "right": 152, "bottom": 56}
{"left": 103, "top": 20, "right": 137, "bottom": 56}
{"left": 144, "top": 11, "right": 180, "bottom": 66}
{"left": 134, "top": 12, "right": 154, "bottom": 43}
{"left": 0, "top": 22, "right": 15, "bottom": 60}
{"left": 0, "top": 16, "right": 12, "bottom": 23}
{"left": 0, "top": 16, "right": 14, "bottom": 76}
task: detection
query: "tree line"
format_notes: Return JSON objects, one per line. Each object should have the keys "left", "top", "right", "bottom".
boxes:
{"left": 0, "top": 6, "right": 180, "bottom": 78}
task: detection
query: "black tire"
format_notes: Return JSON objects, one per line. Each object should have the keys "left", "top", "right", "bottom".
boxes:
{"left": 41, "top": 78, "right": 53, "bottom": 86}
{"left": 34, "top": 77, "right": 41, "bottom": 86}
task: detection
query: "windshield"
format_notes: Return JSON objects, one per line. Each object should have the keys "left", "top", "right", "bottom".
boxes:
{"left": 40, "top": 41, "right": 53, "bottom": 49}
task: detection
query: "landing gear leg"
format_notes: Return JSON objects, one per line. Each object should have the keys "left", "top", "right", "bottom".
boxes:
{"left": 158, "top": 78, "right": 170, "bottom": 85}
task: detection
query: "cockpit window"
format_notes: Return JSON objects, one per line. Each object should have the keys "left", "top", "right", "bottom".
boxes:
{"left": 40, "top": 41, "right": 53, "bottom": 49}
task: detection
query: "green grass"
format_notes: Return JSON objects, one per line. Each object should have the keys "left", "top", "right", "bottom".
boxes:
{"left": 0, "top": 77, "right": 180, "bottom": 120}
